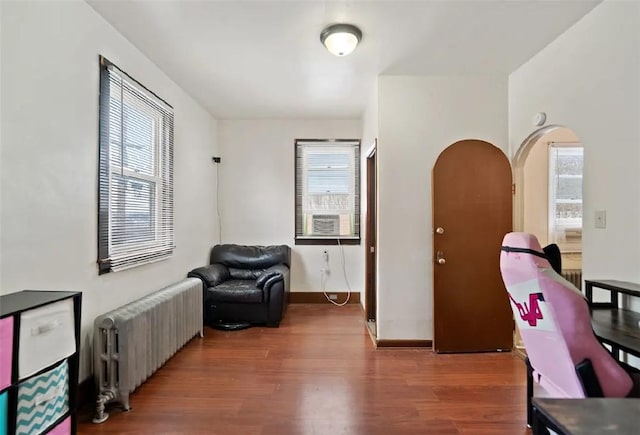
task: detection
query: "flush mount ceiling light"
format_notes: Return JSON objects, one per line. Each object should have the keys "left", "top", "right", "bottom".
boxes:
{"left": 320, "top": 24, "right": 362, "bottom": 57}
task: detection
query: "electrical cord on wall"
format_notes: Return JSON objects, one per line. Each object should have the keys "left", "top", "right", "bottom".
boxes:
{"left": 322, "top": 239, "right": 351, "bottom": 306}
{"left": 213, "top": 158, "right": 223, "bottom": 243}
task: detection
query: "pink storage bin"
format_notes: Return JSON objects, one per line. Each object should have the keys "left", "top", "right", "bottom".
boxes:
{"left": 46, "top": 416, "right": 70, "bottom": 435}
{"left": 0, "top": 317, "right": 13, "bottom": 390}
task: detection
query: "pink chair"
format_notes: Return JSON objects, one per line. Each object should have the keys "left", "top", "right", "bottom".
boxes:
{"left": 499, "top": 232, "right": 635, "bottom": 424}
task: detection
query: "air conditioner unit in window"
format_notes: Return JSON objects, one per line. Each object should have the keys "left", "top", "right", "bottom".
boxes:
{"left": 312, "top": 214, "right": 340, "bottom": 236}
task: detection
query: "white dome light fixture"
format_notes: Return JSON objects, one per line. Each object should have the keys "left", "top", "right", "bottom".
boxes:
{"left": 320, "top": 24, "right": 362, "bottom": 57}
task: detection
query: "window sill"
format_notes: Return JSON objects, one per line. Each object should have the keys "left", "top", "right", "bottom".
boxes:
{"left": 295, "top": 237, "right": 360, "bottom": 246}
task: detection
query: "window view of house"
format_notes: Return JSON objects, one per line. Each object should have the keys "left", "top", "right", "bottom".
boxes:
{"left": 295, "top": 140, "right": 360, "bottom": 243}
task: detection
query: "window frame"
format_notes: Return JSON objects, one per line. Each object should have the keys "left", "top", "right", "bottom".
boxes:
{"left": 97, "top": 56, "right": 175, "bottom": 274}
{"left": 294, "top": 139, "right": 361, "bottom": 246}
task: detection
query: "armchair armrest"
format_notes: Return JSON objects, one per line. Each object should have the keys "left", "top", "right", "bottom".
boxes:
{"left": 188, "top": 264, "right": 230, "bottom": 288}
{"left": 261, "top": 264, "right": 290, "bottom": 325}
{"left": 256, "top": 270, "right": 282, "bottom": 289}
{"left": 261, "top": 264, "right": 290, "bottom": 292}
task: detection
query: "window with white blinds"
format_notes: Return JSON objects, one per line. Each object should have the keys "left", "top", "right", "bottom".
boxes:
{"left": 295, "top": 139, "right": 360, "bottom": 244}
{"left": 98, "top": 56, "right": 174, "bottom": 274}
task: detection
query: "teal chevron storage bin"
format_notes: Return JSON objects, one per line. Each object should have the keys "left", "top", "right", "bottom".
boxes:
{"left": 0, "top": 390, "right": 7, "bottom": 435}
{"left": 16, "top": 360, "right": 69, "bottom": 435}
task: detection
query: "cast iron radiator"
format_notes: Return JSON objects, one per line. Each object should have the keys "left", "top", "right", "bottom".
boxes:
{"left": 562, "top": 269, "right": 583, "bottom": 290}
{"left": 92, "top": 278, "right": 203, "bottom": 423}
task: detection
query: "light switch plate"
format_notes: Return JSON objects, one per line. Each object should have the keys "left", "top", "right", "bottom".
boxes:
{"left": 595, "top": 210, "right": 606, "bottom": 229}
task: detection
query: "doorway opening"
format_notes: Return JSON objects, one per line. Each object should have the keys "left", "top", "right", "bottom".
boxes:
{"left": 365, "top": 140, "right": 377, "bottom": 337}
{"left": 512, "top": 125, "right": 584, "bottom": 352}
{"left": 513, "top": 126, "right": 583, "bottom": 271}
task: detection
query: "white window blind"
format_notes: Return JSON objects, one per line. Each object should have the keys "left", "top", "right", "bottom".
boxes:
{"left": 295, "top": 140, "right": 360, "bottom": 242}
{"left": 549, "top": 145, "right": 583, "bottom": 252}
{"left": 98, "top": 56, "right": 174, "bottom": 274}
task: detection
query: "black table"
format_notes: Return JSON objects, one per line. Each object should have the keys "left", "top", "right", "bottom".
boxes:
{"left": 532, "top": 398, "right": 640, "bottom": 435}
{"left": 585, "top": 280, "right": 640, "bottom": 360}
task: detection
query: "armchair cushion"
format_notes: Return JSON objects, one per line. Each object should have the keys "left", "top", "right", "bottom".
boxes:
{"left": 229, "top": 268, "right": 263, "bottom": 280}
{"left": 208, "top": 280, "right": 263, "bottom": 304}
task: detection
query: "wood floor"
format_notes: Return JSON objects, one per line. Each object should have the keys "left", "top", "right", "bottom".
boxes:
{"left": 78, "top": 304, "right": 529, "bottom": 434}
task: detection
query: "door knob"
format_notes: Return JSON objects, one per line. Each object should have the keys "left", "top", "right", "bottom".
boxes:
{"left": 435, "top": 227, "right": 444, "bottom": 235}
{"left": 436, "top": 250, "right": 446, "bottom": 265}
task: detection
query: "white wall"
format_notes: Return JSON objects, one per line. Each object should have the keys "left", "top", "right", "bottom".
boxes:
{"left": 510, "top": 1, "right": 640, "bottom": 289}
{"left": 217, "top": 120, "right": 363, "bottom": 297}
{"left": 0, "top": 1, "right": 219, "bottom": 380}
{"left": 377, "top": 75, "right": 508, "bottom": 339}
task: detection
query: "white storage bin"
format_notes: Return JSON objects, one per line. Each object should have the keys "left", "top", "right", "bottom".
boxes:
{"left": 18, "top": 299, "right": 75, "bottom": 379}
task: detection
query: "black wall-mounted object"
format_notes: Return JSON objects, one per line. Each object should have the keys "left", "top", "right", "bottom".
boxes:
{"left": 212, "top": 157, "right": 221, "bottom": 163}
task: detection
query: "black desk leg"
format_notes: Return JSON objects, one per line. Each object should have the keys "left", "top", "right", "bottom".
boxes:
{"left": 531, "top": 405, "right": 552, "bottom": 435}
{"left": 526, "top": 357, "right": 533, "bottom": 427}
{"left": 612, "top": 346, "right": 620, "bottom": 361}
{"left": 531, "top": 405, "right": 541, "bottom": 435}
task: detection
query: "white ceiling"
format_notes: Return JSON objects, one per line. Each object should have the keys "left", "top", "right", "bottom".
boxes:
{"left": 87, "top": 0, "right": 601, "bottom": 120}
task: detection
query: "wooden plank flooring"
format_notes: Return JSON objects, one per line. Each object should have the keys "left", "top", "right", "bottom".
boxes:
{"left": 79, "top": 304, "right": 529, "bottom": 434}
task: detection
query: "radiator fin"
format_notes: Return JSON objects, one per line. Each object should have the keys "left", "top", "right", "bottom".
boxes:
{"left": 562, "top": 269, "right": 583, "bottom": 290}
{"left": 93, "top": 278, "right": 203, "bottom": 411}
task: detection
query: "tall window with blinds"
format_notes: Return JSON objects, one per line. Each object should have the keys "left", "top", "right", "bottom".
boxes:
{"left": 295, "top": 139, "right": 360, "bottom": 244}
{"left": 98, "top": 57, "right": 174, "bottom": 274}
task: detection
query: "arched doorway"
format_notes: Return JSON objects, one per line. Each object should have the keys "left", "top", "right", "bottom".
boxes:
{"left": 512, "top": 125, "right": 584, "bottom": 352}
{"left": 513, "top": 125, "right": 583, "bottom": 269}
{"left": 433, "top": 139, "right": 513, "bottom": 353}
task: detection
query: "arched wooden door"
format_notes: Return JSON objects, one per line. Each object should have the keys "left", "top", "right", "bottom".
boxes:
{"left": 433, "top": 140, "right": 513, "bottom": 352}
